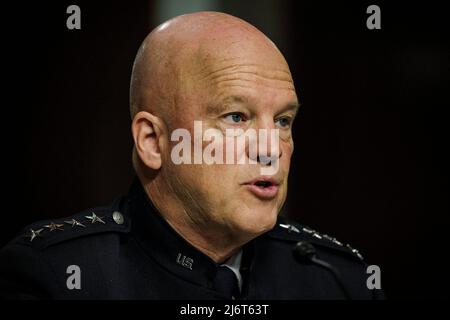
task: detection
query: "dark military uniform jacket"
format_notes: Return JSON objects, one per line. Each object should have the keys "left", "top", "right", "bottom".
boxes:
{"left": 0, "top": 179, "right": 383, "bottom": 299}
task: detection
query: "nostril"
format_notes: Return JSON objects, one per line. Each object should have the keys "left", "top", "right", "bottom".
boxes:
{"left": 257, "top": 155, "right": 272, "bottom": 166}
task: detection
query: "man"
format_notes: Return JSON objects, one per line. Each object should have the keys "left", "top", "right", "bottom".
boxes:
{"left": 0, "top": 12, "right": 383, "bottom": 299}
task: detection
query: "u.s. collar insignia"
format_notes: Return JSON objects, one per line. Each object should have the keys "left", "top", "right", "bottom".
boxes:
{"left": 176, "top": 253, "right": 193, "bottom": 270}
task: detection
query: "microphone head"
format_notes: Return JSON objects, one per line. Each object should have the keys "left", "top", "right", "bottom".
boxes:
{"left": 293, "top": 241, "right": 316, "bottom": 263}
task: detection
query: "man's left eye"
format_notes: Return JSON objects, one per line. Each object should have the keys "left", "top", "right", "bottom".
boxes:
{"left": 224, "top": 113, "right": 246, "bottom": 123}
{"left": 275, "top": 117, "right": 291, "bottom": 128}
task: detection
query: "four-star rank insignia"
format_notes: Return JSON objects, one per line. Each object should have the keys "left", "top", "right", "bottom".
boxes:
{"left": 85, "top": 212, "right": 106, "bottom": 224}
{"left": 27, "top": 228, "right": 44, "bottom": 242}
{"left": 23, "top": 211, "right": 110, "bottom": 243}
{"left": 64, "top": 219, "right": 86, "bottom": 228}
{"left": 43, "top": 222, "right": 64, "bottom": 231}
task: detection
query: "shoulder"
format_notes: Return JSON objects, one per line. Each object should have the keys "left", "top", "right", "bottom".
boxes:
{"left": 0, "top": 199, "right": 131, "bottom": 299}
{"left": 3, "top": 201, "right": 131, "bottom": 252}
{"left": 265, "top": 217, "right": 365, "bottom": 263}
{"left": 257, "top": 217, "right": 384, "bottom": 300}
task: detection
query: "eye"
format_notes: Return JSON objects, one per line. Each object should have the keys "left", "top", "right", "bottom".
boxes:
{"left": 224, "top": 113, "right": 247, "bottom": 124}
{"left": 275, "top": 116, "right": 292, "bottom": 128}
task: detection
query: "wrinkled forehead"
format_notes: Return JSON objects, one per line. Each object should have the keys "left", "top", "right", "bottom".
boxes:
{"left": 177, "top": 34, "right": 295, "bottom": 100}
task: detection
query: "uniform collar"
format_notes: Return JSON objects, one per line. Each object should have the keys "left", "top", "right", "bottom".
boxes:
{"left": 123, "top": 178, "right": 253, "bottom": 292}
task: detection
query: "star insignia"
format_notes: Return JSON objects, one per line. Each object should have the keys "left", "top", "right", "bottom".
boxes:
{"left": 312, "top": 233, "right": 323, "bottom": 239}
{"left": 64, "top": 219, "right": 86, "bottom": 228}
{"left": 27, "top": 228, "right": 44, "bottom": 242}
{"left": 85, "top": 212, "right": 106, "bottom": 224}
{"left": 43, "top": 222, "right": 64, "bottom": 231}
{"left": 346, "top": 244, "right": 364, "bottom": 260}
{"left": 279, "top": 223, "right": 300, "bottom": 233}
{"left": 302, "top": 227, "right": 316, "bottom": 234}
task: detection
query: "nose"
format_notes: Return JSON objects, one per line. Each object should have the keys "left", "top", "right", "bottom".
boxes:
{"left": 247, "top": 119, "right": 282, "bottom": 165}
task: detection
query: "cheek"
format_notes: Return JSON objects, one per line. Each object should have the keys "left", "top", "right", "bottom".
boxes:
{"left": 281, "top": 139, "right": 294, "bottom": 163}
{"left": 179, "top": 163, "right": 235, "bottom": 195}
{"left": 164, "top": 164, "right": 221, "bottom": 215}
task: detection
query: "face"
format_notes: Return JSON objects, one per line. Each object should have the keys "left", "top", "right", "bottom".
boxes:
{"left": 160, "top": 38, "right": 299, "bottom": 239}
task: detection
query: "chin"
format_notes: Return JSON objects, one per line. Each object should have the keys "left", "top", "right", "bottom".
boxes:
{"left": 233, "top": 207, "right": 278, "bottom": 237}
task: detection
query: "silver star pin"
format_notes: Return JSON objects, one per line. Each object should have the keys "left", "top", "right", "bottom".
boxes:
{"left": 64, "top": 219, "right": 86, "bottom": 228}
{"left": 27, "top": 228, "right": 44, "bottom": 242}
{"left": 85, "top": 212, "right": 106, "bottom": 224}
{"left": 322, "top": 234, "right": 334, "bottom": 241}
{"left": 302, "top": 227, "right": 316, "bottom": 234}
{"left": 312, "top": 233, "right": 323, "bottom": 239}
{"left": 43, "top": 222, "right": 64, "bottom": 231}
{"left": 346, "top": 244, "right": 364, "bottom": 260}
{"left": 279, "top": 223, "right": 300, "bottom": 233}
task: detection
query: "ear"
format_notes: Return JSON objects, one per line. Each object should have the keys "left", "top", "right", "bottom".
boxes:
{"left": 132, "top": 111, "right": 165, "bottom": 170}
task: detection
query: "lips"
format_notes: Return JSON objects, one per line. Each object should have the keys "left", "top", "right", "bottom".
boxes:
{"left": 243, "top": 177, "right": 280, "bottom": 200}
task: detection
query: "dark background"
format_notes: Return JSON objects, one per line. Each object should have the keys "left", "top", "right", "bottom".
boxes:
{"left": 2, "top": 1, "right": 448, "bottom": 299}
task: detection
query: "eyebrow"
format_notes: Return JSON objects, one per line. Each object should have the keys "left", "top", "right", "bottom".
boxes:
{"left": 206, "top": 95, "right": 248, "bottom": 115}
{"left": 206, "top": 95, "right": 300, "bottom": 115}
{"left": 279, "top": 101, "right": 301, "bottom": 115}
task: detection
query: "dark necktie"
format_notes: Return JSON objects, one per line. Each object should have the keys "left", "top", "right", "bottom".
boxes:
{"left": 213, "top": 265, "right": 240, "bottom": 299}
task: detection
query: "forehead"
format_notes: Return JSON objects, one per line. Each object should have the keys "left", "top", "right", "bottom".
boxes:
{"left": 176, "top": 32, "right": 298, "bottom": 115}
{"left": 197, "top": 62, "right": 298, "bottom": 114}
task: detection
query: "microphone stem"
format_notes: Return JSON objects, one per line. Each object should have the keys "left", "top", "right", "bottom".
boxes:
{"left": 310, "top": 256, "right": 352, "bottom": 300}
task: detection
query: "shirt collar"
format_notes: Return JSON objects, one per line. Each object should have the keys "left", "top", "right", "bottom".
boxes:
{"left": 221, "top": 250, "right": 243, "bottom": 291}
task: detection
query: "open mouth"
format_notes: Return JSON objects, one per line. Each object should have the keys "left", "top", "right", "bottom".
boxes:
{"left": 244, "top": 178, "right": 279, "bottom": 199}
{"left": 254, "top": 180, "right": 274, "bottom": 188}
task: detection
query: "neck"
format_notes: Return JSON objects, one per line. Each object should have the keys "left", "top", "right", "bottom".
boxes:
{"left": 142, "top": 177, "right": 245, "bottom": 264}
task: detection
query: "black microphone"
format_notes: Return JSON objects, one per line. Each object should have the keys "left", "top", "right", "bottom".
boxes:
{"left": 293, "top": 241, "right": 352, "bottom": 300}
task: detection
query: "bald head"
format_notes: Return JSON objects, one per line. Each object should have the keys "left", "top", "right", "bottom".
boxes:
{"left": 129, "top": 12, "right": 293, "bottom": 127}
{"left": 131, "top": 12, "right": 298, "bottom": 261}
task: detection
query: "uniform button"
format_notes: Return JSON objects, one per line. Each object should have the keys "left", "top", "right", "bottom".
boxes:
{"left": 112, "top": 211, "right": 124, "bottom": 225}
